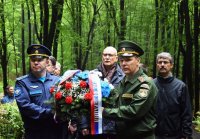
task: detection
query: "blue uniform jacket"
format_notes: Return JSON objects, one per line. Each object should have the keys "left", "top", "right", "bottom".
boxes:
{"left": 14, "top": 72, "right": 60, "bottom": 131}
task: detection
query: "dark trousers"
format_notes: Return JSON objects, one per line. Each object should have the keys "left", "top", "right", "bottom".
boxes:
{"left": 24, "top": 125, "right": 63, "bottom": 139}
{"left": 80, "top": 134, "right": 117, "bottom": 139}
{"left": 156, "top": 135, "right": 182, "bottom": 139}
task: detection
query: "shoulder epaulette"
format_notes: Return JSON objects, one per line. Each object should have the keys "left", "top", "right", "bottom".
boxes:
{"left": 16, "top": 75, "right": 28, "bottom": 80}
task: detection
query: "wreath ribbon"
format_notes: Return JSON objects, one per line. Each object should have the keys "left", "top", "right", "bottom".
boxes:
{"left": 89, "top": 73, "right": 102, "bottom": 135}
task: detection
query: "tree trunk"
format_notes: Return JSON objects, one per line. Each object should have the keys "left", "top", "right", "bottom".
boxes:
{"left": 178, "top": 1, "right": 186, "bottom": 82}
{"left": 31, "top": 0, "right": 41, "bottom": 43}
{"left": 26, "top": 0, "right": 31, "bottom": 46}
{"left": 193, "top": 0, "right": 199, "bottom": 113}
{"left": 0, "top": 0, "right": 8, "bottom": 93}
{"left": 160, "top": 0, "right": 166, "bottom": 50}
{"left": 119, "top": 0, "right": 126, "bottom": 40}
{"left": 52, "top": 0, "right": 64, "bottom": 58}
{"left": 153, "top": 0, "right": 159, "bottom": 78}
{"left": 82, "top": 0, "right": 99, "bottom": 70}
{"left": 21, "top": 3, "right": 26, "bottom": 75}
{"left": 183, "top": 0, "right": 194, "bottom": 102}
{"left": 42, "top": 0, "right": 49, "bottom": 47}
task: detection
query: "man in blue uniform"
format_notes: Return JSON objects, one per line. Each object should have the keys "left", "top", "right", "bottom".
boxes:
{"left": 14, "top": 44, "right": 62, "bottom": 139}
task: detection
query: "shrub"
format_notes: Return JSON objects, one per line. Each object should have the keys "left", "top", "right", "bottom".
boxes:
{"left": 193, "top": 111, "right": 200, "bottom": 132}
{"left": 0, "top": 101, "right": 24, "bottom": 139}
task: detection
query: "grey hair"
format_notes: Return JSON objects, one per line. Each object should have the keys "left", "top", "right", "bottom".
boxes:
{"left": 49, "top": 56, "right": 57, "bottom": 66}
{"left": 156, "top": 52, "right": 174, "bottom": 64}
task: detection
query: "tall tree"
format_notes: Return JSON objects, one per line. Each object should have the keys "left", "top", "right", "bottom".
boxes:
{"left": 52, "top": 0, "right": 64, "bottom": 58}
{"left": 21, "top": 3, "right": 26, "bottom": 75}
{"left": 119, "top": 0, "right": 126, "bottom": 40}
{"left": 178, "top": 1, "right": 186, "bottom": 81}
{"left": 183, "top": 0, "right": 194, "bottom": 102}
{"left": 12, "top": 0, "right": 19, "bottom": 77}
{"left": 153, "top": 0, "right": 159, "bottom": 78}
{"left": 82, "top": 0, "right": 101, "bottom": 70}
{"left": 70, "top": 0, "right": 83, "bottom": 69}
{"left": 0, "top": 0, "right": 8, "bottom": 93}
{"left": 48, "top": 0, "right": 64, "bottom": 55}
{"left": 31, "top": 0, "right": 64, "bottom": 52}
{"left": 193, "top": 0, "right": 199, "bottom": 113}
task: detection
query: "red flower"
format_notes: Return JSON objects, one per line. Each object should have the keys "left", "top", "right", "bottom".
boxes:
{"left": 49, "top": 86, "right": 55, "bottom": 94}
{"left": 65, "top": 96, "right": 73, "bottom": 104}
{"left": 65, "top": 82, "right": 72, "bottom": 90}
{"left": 84, "top": 92, "right": 93, "bottom": 101}
{"left": 55, "top": 91, "right": 62, "bottom": 100}
{"left": 80, "top": 80, "right": 87, "bottom": 88}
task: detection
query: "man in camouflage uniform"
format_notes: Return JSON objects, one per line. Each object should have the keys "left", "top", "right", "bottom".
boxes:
{"left": 102, "top": 40, "right": 158, "bottom": 139}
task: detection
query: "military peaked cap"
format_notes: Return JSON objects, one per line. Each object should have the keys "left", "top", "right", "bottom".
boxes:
{"left": 27, "top": 44, "right": 51, "bottom": 57}
{"left": 118, "top": 40, "right": 144, "bottom": 57}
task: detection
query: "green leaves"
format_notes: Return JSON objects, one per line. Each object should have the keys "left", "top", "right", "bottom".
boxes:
{"left": 193, "top": 111, "right": 200, "bottom": 132}
{"left": 0, "top": 102, "right": 24, "bottom": 138}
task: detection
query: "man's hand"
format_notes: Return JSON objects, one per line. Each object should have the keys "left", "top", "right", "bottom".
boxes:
{"left": 81, "top": 129, "right": 89, "bottom": 136}
{"left": 68, "top": 121, "right": 77, "bottom": 134}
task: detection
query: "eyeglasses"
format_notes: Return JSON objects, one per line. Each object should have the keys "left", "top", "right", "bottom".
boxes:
{"left": 157, "top": 61, "right": 171, "bottom": 65}
{"left": 102, "top": 53, "right": 116, "bottom": 57}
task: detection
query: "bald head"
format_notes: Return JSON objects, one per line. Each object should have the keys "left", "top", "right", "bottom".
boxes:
{"left": 102, "top": 46, "right": 118, "bottom": 69}
{"left": 103, "top": 46, "right": 117, "bottom": 55}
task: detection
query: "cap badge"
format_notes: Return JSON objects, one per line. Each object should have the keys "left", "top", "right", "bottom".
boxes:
{"left": 122, "top": 48, "right": 125, "bottom": 52}
{"left": 34, "top": 50, "right": 39, "bottom": 54}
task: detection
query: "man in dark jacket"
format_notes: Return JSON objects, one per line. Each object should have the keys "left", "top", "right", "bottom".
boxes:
{"left": 103, "top": 40, "right": 158, "bottom": 139}
{"left": 154, "top": 52, "right": 192, "bottom": 139}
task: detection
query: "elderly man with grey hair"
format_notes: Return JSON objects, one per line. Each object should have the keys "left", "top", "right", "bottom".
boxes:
{"left": 95, "top": 46, "right": 125, "bottom": 87}
{"left": 154, "top": 52, "right": 192, "bottom": 139}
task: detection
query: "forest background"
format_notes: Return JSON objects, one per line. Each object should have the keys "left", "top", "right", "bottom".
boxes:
{"left": 0, "top": 0, "right": 199, "bottom": 113}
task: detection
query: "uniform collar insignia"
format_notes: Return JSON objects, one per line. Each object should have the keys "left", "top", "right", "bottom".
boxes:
{"left": 138, "top": 76, "right": 145, "bottom": 82}
{"left": 30, "top": 85, "right": 39, "bottom": 88}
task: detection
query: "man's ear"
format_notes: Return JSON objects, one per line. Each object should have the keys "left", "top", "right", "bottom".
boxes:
{"left": 170, "top": 63, "right": 174, "bottom": 69}
{"left": 116, "top": 56, "right": 118, "bottom": 62}
{"left": 137, "top": 57, "right": 141, "bottom": 62}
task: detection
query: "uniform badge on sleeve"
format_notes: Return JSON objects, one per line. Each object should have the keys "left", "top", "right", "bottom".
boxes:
{"left": 14, "top": 88, "right": 22, "bottom": 97}
{"left": 138, "top": 89, "right": 148, "bottom": 98}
